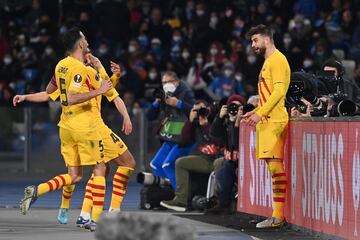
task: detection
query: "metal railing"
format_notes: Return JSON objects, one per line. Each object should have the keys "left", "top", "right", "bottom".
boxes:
{"left": 0, "top": 106, "right": 161, "bottom": 174}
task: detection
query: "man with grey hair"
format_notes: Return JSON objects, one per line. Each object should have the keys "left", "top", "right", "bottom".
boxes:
{"left": 146, "top": 71, "right": 195, "bottom": 189}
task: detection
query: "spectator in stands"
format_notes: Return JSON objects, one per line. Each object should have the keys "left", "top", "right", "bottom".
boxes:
{"left": 209, "top": 62, "right": 245, "bottom": 99}
{"left": 207, "top": 95, "right": 246, "bottom": 214}
{"left": 146, "top": 71, "right": 195, "bottom": 189}
{"left": 143, "top": 67, "right": 161, "bottom": 103}
{"left": 160, "top": 100, "right": 219, "bottom": 212}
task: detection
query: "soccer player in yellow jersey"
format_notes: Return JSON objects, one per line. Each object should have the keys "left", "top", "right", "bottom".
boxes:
{"left": 14, "top": 53, "right": 136, "bottom": 227}
{"left": 19, "top": 27, "right": 112, "bottom": 231}
{"left": 242, "top": 25, "right": 290, "bottom": 228}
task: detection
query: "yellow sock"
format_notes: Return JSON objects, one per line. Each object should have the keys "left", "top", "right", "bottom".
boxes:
{"left": 80, "top": 176, "right": 94, "bottom": 215}
{"left": 110, "top": 167, "right": 134, "bottom": 210}
{"left": 37, "top": 174, "right": 72, "bottom": 197}
{"left": 91, "top": 176, "right": 106, "bottom": 222}
{"left": 61, "top": 184, "right": 75, "bottom": 209}
{"left": 268, "top": 162, "right": 287, "bottom": 220}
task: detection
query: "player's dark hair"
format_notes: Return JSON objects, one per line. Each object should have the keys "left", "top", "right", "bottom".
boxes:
{"left": 246, "top": 24, "right": 274, "bottom": 41}
{"left": 62, "top": 27, "right": 82, "bottom": 52}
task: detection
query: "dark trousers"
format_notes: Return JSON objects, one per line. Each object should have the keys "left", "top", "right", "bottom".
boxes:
{"left": 215, "top": 160, "right": 237, "bottom": 207}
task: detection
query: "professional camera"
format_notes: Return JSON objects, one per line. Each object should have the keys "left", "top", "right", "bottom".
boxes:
{"left": 153, "top": 88, "right": 165, "bottom": 101}
{"left": 286, "top": 72, "right": 328, "bottom": 116}
{"left": 228, "top": 103, "right": 240, "bottom": 115}
{"left": 195, "top": 107, "right": 210, "bottom": 117}
{"left": 137, "top": 172, "right": 170, "bottom": 186}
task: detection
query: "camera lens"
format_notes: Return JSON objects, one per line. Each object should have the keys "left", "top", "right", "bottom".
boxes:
{"left": 228, "top": 103, "right": 239, "bottom": 115}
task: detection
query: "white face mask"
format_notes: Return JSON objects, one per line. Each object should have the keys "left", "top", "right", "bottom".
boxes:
{"left": 196, "top": 57, "right": 203, "bottom": 65}
{"left": 235, "top": 74, "right": 242, "bottom": 82}
{"left": 182, "top": 51, "right": 190, "bottom": 59}
{"left": 247, "top": 55, "right": 256, "bottom": 64}
{"left": 210, "top": 48, "right": 218, "bottom": 55}
{"left": 224, "top": 69, "right": 233, "bottom": 77}
{"left": 196, "top": 9, "right": 205, "bottom": 16}
{"left": 149, "top": 72, "right": 157, "bottom": 80}
{"left": 4, "top": 57, "right": 12, "bottom": 65}
{"left": 210, "top": 16, "right": 218, "bottom": 25}
{"left": 283, "top": 37, "right": 292, "bottom": 45}
{"left": 173, "top": 36, "right": 181, "bottom": 42}
{"left": 45, "top": 47, "right": 53, "bottom": 55}
{"left": 128, "top": 45, "right": 136, "bottom": 53}
{"left": 303, "top": 59, "right": 313, "bottom": 68}
{"left": 163, "top": 83, "right": 176, "bottom": 94}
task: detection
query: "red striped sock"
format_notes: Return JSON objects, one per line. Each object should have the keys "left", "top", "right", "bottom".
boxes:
{"left": 91, "top": 176, "right": 105, "bottom": 222}
{"left": 37, "top": 174, "right": 72, "bottom": 197}
{"left": 109, "top": 167, "right": 134, "bottom": 211}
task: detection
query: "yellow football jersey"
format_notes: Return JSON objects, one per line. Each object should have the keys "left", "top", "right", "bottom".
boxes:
{"left": 51, "top": 62, "right": 119, "bottom": 128}
{"left": 54, "top": 56, "right": 98, "bottom": 132}
{"left": 255, "top": 49, "right": 290, "bottom": 123}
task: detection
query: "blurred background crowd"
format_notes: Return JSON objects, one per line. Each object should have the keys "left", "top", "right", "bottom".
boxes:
{"left": 1, "top": 0, "right": 360, "bottom": 110}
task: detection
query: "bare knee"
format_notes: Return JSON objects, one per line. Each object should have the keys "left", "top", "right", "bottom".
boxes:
{"left": 115, "top": 150, "right": 136, "bottom": 168}
{"left": 69, "top": 173, "right": 82, "bottom": 183}
{"left": 93, "top": 162, "right": 107, "bottom": 176}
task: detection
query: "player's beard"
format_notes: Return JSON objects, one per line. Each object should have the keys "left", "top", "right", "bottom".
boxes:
{"left": 255, "top": 46, "right": 266, "bottom": 57}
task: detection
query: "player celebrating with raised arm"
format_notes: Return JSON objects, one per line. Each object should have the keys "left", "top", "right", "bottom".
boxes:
{"left": 14, "top": 51, "right": 136, "bottom": 229}
{"left": 19, "top": 27, "right": 112, "bottom": 230}
{"left": 242, "top": 25, "right": 290, "bottom": 228}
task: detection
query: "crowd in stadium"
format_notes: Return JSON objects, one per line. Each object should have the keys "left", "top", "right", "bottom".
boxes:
{"left": 1, "top": 0, "right": 360, "bottom": 108}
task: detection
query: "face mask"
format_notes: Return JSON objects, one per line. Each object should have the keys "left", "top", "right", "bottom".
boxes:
{"left": 247, "top": 55, "right": 256, "bottom": 64}
{"left": 283, "top": 37, "right": 292, "bottom": 45}
{"left": 45, "top": 47, "right": 53, "bottom": 55}
{"left": 98, "top": 47, "right": 108, "bottom": 55}
{"left": 196, "top": 57, "right": 203, "bottom": 65}
{"left": 163, "top": 83, "right": 176, "bottom": 94}
{"left": 224, "top": 69, "right": 233, "bottom": 77}
{"left": 182, "top": 51, "right": 190, "bottom": 59}
{"left": 128, "top": 45, "right": 136, "bottom": 53}
{"left": 196, "top": 9, "right": 204, "bottom": 16}
{"left": 4, "top": 57, "right": 12, "bottom": 65}
{"left": 303, "top": 60, "right": 313, "bottom": 68}
{"left": 210, "top": 16, "right": 218, "bottom": 25}
{"left": 235, "top": 75, "right": 242, "bottom": 82}
{"left": 173, "top": 36, "right": 181, "bottom": 42}
{"left": 210, "top": 48, "right": 218, "bottom": 55}
{"left": 149, "top": 72, "right": 157, "bottom": 80}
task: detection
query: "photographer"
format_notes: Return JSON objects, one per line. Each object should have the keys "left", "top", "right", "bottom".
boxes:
{"left": 146, "top": 71, "right": 195, "bottom": 189}
{"left": 322, "top": 59, "right": 360, "bottom": 108}
{"left": 207, "top": 95, "right": 246, "bottom": 214}
{"left": 160, "top": 100, "right": 219, "bottom": 212}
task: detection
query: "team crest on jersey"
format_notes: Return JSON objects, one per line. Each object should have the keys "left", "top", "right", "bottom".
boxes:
{"left": 74, "top": 74, "right": 82, "bottom": 83}
{"left": 95, "top": 73, "right": 100, "bottom": 81}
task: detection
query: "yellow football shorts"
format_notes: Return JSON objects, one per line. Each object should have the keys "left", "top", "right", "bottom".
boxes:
{"left": 256, "top": 121, "right": 288, "bottom": 160}
{"left": 98, "top": 124, "right": 128, "bottom": 163}
{"left": 59, "top": 127, "right": 104, "bottom": 167}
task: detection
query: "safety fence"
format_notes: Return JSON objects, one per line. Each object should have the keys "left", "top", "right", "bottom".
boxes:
{"left": 0, "top": 106, "right": 161, "bottom": 175}
{"left": 237, "top": 117, "right": 360, "bottom": 239}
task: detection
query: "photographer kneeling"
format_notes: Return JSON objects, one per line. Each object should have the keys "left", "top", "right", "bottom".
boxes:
{"left": 207, "top": 95, "right": 246, "bottom": 214}
{"left": 146, "top": 71, "right": 196, "bottom": 189}
{"left": 160, "top": 100, "right": 219, "bottom": 212}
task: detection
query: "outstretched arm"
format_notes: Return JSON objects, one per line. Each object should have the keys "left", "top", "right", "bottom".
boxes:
{"left": 13, "top": 91, "right": 50, "bottom": 106}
